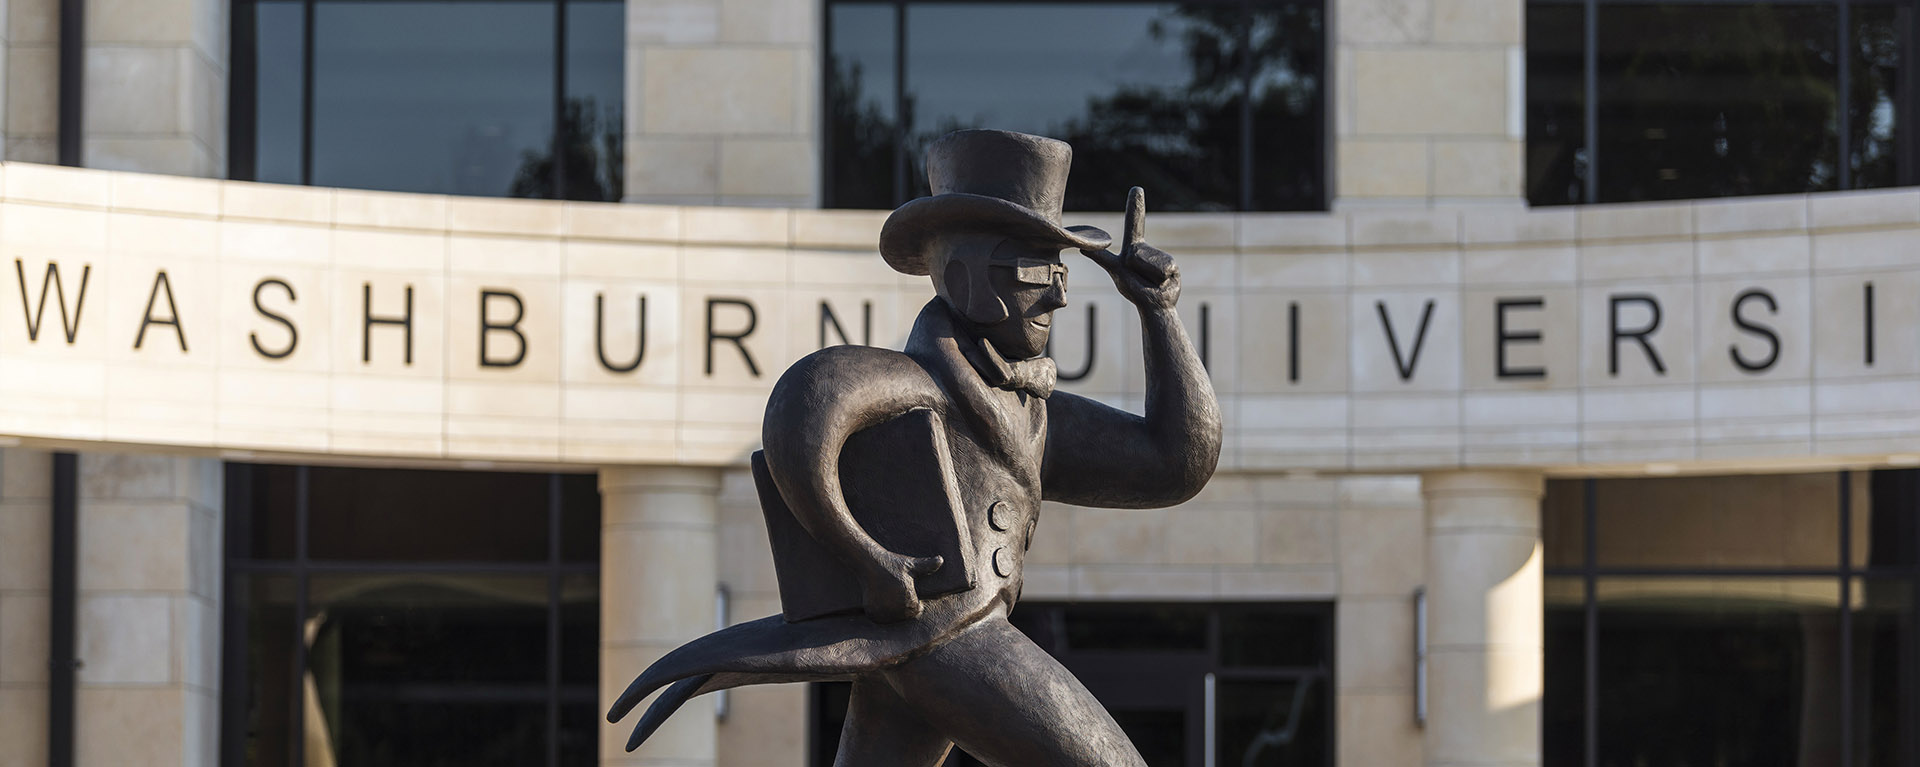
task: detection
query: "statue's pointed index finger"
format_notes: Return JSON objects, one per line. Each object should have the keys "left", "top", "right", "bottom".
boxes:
{"left": 1123, "top": 186, "right": 1147, "bottom": 251}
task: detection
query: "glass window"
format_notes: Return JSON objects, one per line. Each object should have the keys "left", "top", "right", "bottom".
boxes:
{"left": 222, "top": 464, "right": 600, "bottom": 767}
{"left": 306, "top": 467, "right": 553, "bottom": 562}
{"left": 1852, "top": 578, "right": 1918, "bottom": 767}
{"left": 231, "top": 0, "right": 624, "bottom": 201}
{"left": 1526, "top": 2, "right": 1586, "bottom": 205}
{"left": 1525, "top": 0, "right": 1908, "bottom": 205}
{"left": 1597, "top": 577, "right": 1844, "bottom": 766}
{"left": 811, "top": 602, "right": 1333, "bottom": 767}
{"left": 1544, "top": 471, "right": 1920, "bottom": 767}
{"left": 1591, "top": 473, "right": 1840, "bottom": 570}
{"left": 824, "top": 0, "right": 1325, "bottom": 212}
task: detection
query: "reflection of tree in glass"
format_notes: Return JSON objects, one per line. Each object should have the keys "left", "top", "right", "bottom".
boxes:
{"left": 1849, "top": 6, "right": 1900, "bottom": 190}
{"left": 510, "top": 97, "right": 625, "bottom": 201}
{"left": 825, "top": 3, "right": 1323, "bottom": 212}
{"left": 1597, "top": 5, "right": 1839, "bottom": 202}
{"left": 1042, "top": 5, "right": 1321, "bottom": 212}
{"left": 826, "top": 56, "right": 905, "bottom": 209}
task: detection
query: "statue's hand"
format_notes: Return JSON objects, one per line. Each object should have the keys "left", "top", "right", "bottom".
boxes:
{"left": 856, "top": 549, "right": 943, "bottom": 624}
{"left": 1081, "top": 186, "right": 1180, "bottom": 311}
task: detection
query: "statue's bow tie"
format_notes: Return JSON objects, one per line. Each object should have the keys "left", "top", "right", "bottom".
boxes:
{"left": 991, "top": 356, "right": 1057, "bottom": 399}
{"left": 968, "top": 338, "right": 1057, "bottom": 399}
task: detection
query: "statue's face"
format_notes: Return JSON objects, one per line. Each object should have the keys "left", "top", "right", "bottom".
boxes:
{"left": 936, "top": 234, "right": 1070, "bottom": 361}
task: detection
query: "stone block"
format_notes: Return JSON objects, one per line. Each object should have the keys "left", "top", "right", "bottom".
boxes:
{"left": 1336, "top": 139, "right": 1427, "bottom": 198}
{"left": 446, "top": 195, "right": 565, "bottom": 237}
{"left": 715, "top": 683, "right": 806, "bottom": 767}
{"left": 626, "top": 137, "right": 720, "bottom": 200}
{"left": 10, "top": 0, "right": 57, "bottom": 44}
{"left": 88, "top": 0, "right": 205, "bottom": 45}
{"left": 1433, "top": 0, "right": 1522, "bottom": 43}
{"left": 1238, "top": 214, "right": 1347, "bottom": 249}
{"left": 334, "top": 188, "right": 449, "bottom": 232}
{"left": 1166, "top": 509, "right": 1259, "bottom": 565}
{"left": 1352, "top": 49, "right": 1509, "bottom": 136}
{"left": 1258, "top": 508, "right": 1337, "bottom": 565}
{"left": 1337, "top": 0, "right": 1431, "bottom": 44}
{"left": 1337, "top": 597, "right": 1415, "bottom": 691}
{"left": 222, "top": 180, "right": 332, "bottom": 224}
{"left": 1577, "top": 199, "right": 1693, "bottom": 242}
{"left": 75, "top": 688, "right": 187, "bottom": 767}
{"left": 719, "top": 138, "right": 813, "bottom": 199}
{"left": 0, "top": 593, "right": 49, "bottom": 683}
{"left": 0, "top": 688, "right": 49, "bottom": 767}
{"left": 85, "top": 46, "right": 181, "bottom": 135}
{"left": 6, "top": 47, "right": 55, "bottom": 135}
{"left": 1693, "top": 194, "right": 1808, "bottom": 235}
{"left": 1069, "top": 508, "right": 1167, "bottom": 565}
{"left": 628, "top": 0, "right": 720, "bottom": 44}
{"left": 1072, "top": 565, "right": 1214, "bottom": 599}
{"left": 641, "top": 47, "right": 803, "bottom": 135}
{"left": 1215, "top": 567, "right": 1337, "bottom": 597}
{"left": 720, "top": 0, "right": 814, "bottom": 44}
{"left": 1337, "top": 692, "right": 1422, "bottom": 767}
{"left": 0, "top": 503, "right": 49, "bottom": 591}
{"left": 1337, "top": 507, "right": 1423, "bottom": 596}
{"left": 77, "top": 594, "right": 172, "bottom": 684}
{"left": 1461, "top": 206, "right": 1577, "bottom": 246}
{"left": 78, "top": 503, "right": 190, "bottom": 592}
{"left": 1809, "top": 187, "right": 1920, "bottom": 230}
{"left": 1350, "top": 209, "right": 1459, "bottom": 247}
{"left": 85, "top": 137, "right": 218, "bottom": 178}
{"left": 1431, "top": 139, "right": 1522, "bottom": 198}
{"left": 567, "top": 201, "right": 681, "bottom": 243}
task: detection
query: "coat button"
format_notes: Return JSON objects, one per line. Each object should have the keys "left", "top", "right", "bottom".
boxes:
{"left": 988, "top": 500, "right": 1012, "bottom": 532}
{"left": 992, "top": 547, "right": 1012, "bottom": 577}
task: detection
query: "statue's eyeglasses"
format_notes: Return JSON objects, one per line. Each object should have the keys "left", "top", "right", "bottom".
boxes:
{"left": 998, "top": 258, "right": 1067, "bottom": 287}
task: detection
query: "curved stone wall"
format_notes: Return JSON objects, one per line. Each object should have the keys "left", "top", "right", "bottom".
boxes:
{"left": 2, "top": 161, "right": 1916, "bottom": 473}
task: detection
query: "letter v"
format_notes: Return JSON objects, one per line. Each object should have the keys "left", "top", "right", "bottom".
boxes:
{"left": 1376, "top": 299, "right": 1436, "bottom": 381}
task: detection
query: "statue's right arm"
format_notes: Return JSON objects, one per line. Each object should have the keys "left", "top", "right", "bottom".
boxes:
{"left": 760, "top": 346, "right": 946, "bottom": 623}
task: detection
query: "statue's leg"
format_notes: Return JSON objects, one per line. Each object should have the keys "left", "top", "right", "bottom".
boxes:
{"left": 881, "top": 617, "right": 1148, "bottom": 767}
{"left": 834, "top": 675, "right": 955, "bottom": 767}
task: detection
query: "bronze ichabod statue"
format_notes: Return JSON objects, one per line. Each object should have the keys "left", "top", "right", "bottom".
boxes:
{"left": 607, "top": 129, "right": 1223, "bottom": 766}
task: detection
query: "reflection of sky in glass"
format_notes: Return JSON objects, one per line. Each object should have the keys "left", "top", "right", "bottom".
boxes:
{"left": 253, "top": 0, "right": 305, "bottom": 184}
{"left": 567, "top": 1, "right": 624, "bottom": 114}
{"left": 905, "top": 4, "right": 1195, "bottom": 137}
{"left": 311, "top": 2, "right": 555, "bottom": 196}
{"left": 832, "top": 3, "right": 898, "bottom": 121}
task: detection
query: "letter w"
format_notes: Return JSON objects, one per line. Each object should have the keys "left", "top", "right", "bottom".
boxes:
{"left": 16, "top": 260, "right": 91, "bottom": 344}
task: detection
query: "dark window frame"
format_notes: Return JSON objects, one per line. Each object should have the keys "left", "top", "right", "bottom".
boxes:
{"left": 1545, "top": 470, "right": 1920, "bottom": 767}
{"left": 819, "top": 0, "right": 1331, "bottom": 212}
{"left": 227, "top": 0, "right": 622, "bottom": 201}
{"left": 218, "top": 463, "right": 601, "bottom": 767}
{"left": 1526, "top": 0, "right": 1920, "bottom": 205}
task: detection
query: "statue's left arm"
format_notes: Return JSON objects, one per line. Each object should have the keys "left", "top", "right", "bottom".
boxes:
{"left": 1042, "top": 188, "right": 1222, "bottom": 508}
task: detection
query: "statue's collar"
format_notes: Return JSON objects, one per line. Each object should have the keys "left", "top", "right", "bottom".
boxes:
{"left": 918, "top": 301, "right": 1056, "bottom": 400}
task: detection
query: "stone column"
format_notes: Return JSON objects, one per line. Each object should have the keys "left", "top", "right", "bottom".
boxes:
{"left": 83, "top": 0, "right": 226, "bottom": 175}
{"left": 4, "top": 0, "right": 60, "bottom": 163}
{"left": 0, "top": 448, "right": 55, "bottom": 767}
{"left": 1421, "top": 470, "right": 1542, "bottom": 767}
{"left": 600, "top": 465, "right": 723, "bottom": 767}
{"left": 623, "top": 0, "right": 817, "bottom": 206}
{"left": 74, "top": 452, "right": 224, "bottom": 767}
{"left": 1334, "top": 0, "right": 1524, "bottom": 206}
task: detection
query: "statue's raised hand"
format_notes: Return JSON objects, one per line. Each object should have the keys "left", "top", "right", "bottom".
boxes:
{"left": 1080, "top": 187, "right": 1180, "bottom": 310}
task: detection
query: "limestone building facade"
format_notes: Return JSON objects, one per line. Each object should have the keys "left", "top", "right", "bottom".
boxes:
{"left": 0, "top": 0, "right": 1915, "bottom": 766}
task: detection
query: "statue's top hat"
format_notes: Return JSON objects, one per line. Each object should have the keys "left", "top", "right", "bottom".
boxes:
{"left": 879, "top": 130, "right": 1112, "bottom": 276}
